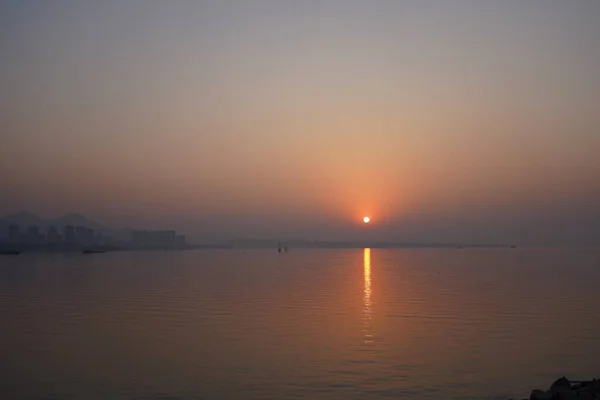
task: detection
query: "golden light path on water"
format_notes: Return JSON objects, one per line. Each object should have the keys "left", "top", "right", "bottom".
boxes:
{"left": 363, "top": 248, "right": 373, "bottom": 344}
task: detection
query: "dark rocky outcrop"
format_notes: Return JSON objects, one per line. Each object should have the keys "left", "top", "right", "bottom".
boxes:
{"left": 528, "top": 377, "right": 600, "bottom": 400}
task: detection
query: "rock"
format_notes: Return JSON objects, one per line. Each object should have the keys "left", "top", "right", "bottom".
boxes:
{"left": 573, "top": 392, "right": 596, "bottom": 400}
{"left": 522, "top": 377, "right": 600, "bottom": 400}
{"left": 549, "top": 376, "right": 571, "bottom": 395}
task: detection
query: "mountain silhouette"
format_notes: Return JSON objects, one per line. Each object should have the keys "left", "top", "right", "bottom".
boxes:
{"left": 52, "top": 213, "right": 108, "bottom": 232}
{"left": 1, "top": 211, "right": 46, "bottom": 228}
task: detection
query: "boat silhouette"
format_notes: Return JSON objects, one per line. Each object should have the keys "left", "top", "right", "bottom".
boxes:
{"left": 0, "top": 250, "right": 20, "bottom": 255}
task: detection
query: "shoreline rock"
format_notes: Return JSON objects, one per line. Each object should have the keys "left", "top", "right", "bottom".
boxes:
{"left": 526, "top": 377, "right": 600, "bottom": 400}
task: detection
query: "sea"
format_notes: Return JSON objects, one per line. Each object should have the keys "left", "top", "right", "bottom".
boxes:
{"left": 1, "top": 247, "right": 599, "bottom": 400}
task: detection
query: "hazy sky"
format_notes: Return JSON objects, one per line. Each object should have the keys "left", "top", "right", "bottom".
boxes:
{"left": 1, "top": 0, "right": 599, "bottom": 244}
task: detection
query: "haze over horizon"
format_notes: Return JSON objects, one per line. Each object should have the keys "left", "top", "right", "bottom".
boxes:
{"left": 2, "top": 1, "right": 600, "bottom": 244}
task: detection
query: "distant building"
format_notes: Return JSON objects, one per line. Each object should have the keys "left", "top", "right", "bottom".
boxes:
{"left": 84, "top": 228, "right": 95, "bottom": 246}
{"left": 131, "top": 230, "right": 144, "bottom": 246}
{"left": 27, "top": 225, "right": 43, "bottom": 244}
{"left": 131, "top": 230, "right": 178, "bottom": 248}
{"left": 47, "top": 226, "right": 61, "bottom": 243}
{"left": 96, "top": 233, "right": 114, "bottom": 246}
{"left": 176, "top": 235, "right": 186, "bottom": 246}
{"left": 63, "top": 225, "right": 75, "bottom": 242}
{"left": 75, "top": 226, "right": 86, "bottom": 244}
{"left": 8, "top": 225, "right": 19, "bottom": 243}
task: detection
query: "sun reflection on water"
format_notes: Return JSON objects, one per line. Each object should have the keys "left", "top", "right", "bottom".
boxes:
{"left": 363, "top": 248, "right": 372, "bottom": 343}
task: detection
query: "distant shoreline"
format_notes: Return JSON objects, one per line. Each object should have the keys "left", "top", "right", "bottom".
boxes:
{"left": 227, "top": 240, "right": 517, "bottom": 250}
{"left": 0, "top": 243, "right": 203, "bottom": 254}
{"left": 1, "top": 242, "right": 518, "bottom": 254}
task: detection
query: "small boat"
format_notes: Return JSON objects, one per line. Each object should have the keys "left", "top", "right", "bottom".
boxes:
{"left": 82, "top": 249, "right": 106, "bottom": 254}
{"left": 0, "top": 250, "right": 20, "bottom": 255}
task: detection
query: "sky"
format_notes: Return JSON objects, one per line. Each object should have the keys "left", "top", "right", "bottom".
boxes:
{"left": 1, "top": 0, "right": 599, "bottom": 244}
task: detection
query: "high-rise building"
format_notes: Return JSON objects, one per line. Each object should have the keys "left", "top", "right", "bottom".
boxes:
{"left": 84, "top": 228, "right": 95, "bottom": 245}
{"left": 96, "top": 233, "right": 113, "bottom": 246}
{"left": 27, "top": 226, "right": 42, "bottom": 244}
{"left": 75, "top": 226, "right": 86, "bottom": 244}
{"left": 160, "top": 230, "right": 176, "bottom": 246}
{"left": 8, "top": 225, "right": 20, "bottom": 243}
{"left": 63, "top": 225, "right": 75, "bottom": 242}
{"left": 131, "top": 230, "right": 178, "bottom": 248}
{"left": 47, "top": 226, "right": 61, "bottom": 243}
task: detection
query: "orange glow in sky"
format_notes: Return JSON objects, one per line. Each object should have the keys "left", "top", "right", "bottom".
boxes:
{"left": 2, "top": 2, "right": 600, "bottom": 245}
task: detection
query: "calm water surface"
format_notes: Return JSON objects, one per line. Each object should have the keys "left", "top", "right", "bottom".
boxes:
{"left": 1, "top": 248, "right": 599, "bottom": 400}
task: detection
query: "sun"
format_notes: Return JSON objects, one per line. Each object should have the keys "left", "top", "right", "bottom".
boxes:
{"left": 363, "top": 216, "right": 371, "bottom": 224}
